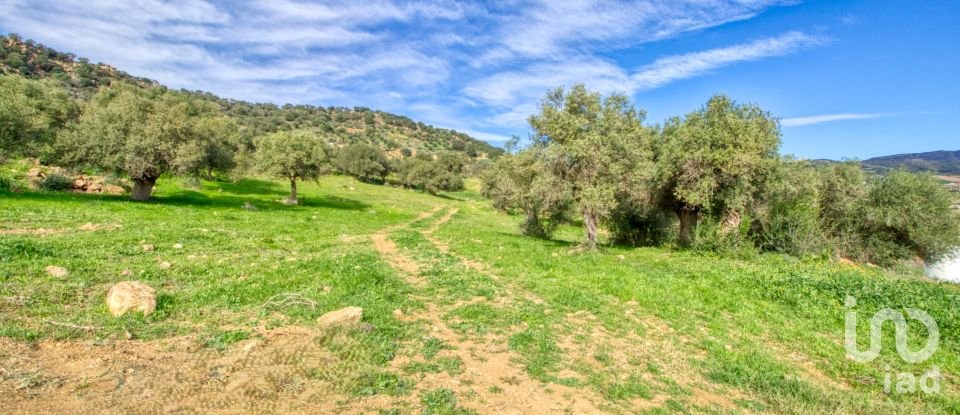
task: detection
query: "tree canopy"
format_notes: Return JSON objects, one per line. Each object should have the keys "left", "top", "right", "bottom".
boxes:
{"left": 254, "top": 130, "right": 329, "bottom": 204}
{"left": 656, "top": 94, "right": 781, "bottom": 246}
{"left": 528, "top": 84, "right": 653, "bottom": 249}
{"left": 57, "top": 83, "right": 235, "bottom": 200}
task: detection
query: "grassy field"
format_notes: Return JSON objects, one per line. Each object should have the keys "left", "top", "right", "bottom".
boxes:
{"left": 1, "top": 172, "right": 958, "bottom": 414}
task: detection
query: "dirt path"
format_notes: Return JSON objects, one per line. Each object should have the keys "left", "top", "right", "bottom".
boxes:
{"left": 374, "top": 206, "right": 604, "bottom": 414}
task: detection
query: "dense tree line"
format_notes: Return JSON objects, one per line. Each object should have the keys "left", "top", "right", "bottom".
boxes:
{"left": 484, "top": 85, "right": 960, "bottom": 266}
{"left": 0, "top": 75, "right": 473, "bottom": 203}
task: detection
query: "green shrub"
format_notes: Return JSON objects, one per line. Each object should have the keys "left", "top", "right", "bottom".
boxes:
{"left": 40, "top": 173, "right": 72, "bottom": 191}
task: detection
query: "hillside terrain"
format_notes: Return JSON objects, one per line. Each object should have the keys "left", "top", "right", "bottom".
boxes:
{"left": 862, "top": 150, "right": 960, "bottom": 175}
{"left": 0, "top": 33, "right": 502, "bottom": 159}
{"left": 1, "top": 165, "right": 958, "bottom": 414}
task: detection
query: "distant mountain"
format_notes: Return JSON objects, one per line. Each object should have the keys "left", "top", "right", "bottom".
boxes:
{"left": 862, "top": 150, "right": 960, "bottom": 175}
{"left": 0, "top": 33, "right": 503, "bottom": 159}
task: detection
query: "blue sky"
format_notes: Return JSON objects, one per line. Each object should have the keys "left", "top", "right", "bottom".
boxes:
{"left": 1, "top": 0, "right": 957, "bottom": 159}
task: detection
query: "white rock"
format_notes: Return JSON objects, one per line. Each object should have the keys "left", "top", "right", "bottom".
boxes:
{"left": 141, "top": 244, "right": 155, "bottom": 252}
{"left": 173, "top": 243, "right": 183, "bottom": 249}
{"left": 106, "top": 281, "right": 157, "bottom": 317}
{"left": 316, "top": 306, "right": 363, "bottom": 327}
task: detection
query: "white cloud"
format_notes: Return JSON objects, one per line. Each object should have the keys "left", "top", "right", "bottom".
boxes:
{"left": 781, "top": 113, "right": 893, "bottom": 127}
{"left": 632, "top": 31, "right": 823, "bottom": 90}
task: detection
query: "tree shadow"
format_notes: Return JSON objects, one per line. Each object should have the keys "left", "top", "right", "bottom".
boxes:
{"left": 3, "top": 189, "right": 369, "bottom": 212}
{"left": 492, "top": 231, "right": 578, "bottom": 249}
{"left": 208, "top": 178, "right": 288, "bottom": 197}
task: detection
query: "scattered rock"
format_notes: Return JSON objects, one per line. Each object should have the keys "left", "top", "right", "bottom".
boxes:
{"left": 316, "top": 306, "right": 363, "bottom": 327}
{"left": 106, "top": 281, "right": 157, "bottom": 317}
{"left": 158, "top": 261, "right": 173, "bottom": 269}
{"left": 27, "top": 168, "right": 45, "bottom": 179}
{"left": 322, "top": 286, "right": 332, "bottom": 294}
{"left": 44, "top": 265, "right": 69, "bottom": 278}
{"left": 142, "top": 244, "right": 155, "bottom": 252}
{"left": 120, "top": 269, "right": 133, "bottom": 277}
{"left": 172, "top": 243, "right": 184, "bottom": 250}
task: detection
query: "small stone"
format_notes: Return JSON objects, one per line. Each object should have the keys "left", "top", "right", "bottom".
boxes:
{"left": 142, "top": 244, "right": 155, "bottom": 252}
{"left": 120, "top": 269, "right": 133, "bottom": 277}
{"left": 158, "top": 261, "right": 173, "bottom": 269}
{"left": 316, "top": 306, "right": 363, "bottom": 327}
{"left": 172, "top": 243, "right": 183, "bottom": 250}
{"left": 44, "top": 265, "right": 69, "bottom": 278}
{"left": 106, "top": 281, "right": 157, "bottom": 317}
{"left": 322, "top": 286, "right": 332, "bottom": 294}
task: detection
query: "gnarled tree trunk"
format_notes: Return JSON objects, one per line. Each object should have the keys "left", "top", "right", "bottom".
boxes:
{"left": 130, "top": 177, "right": 157, "bottom": 201}
{"left": 678, "top": 206, "right": 699, "bottom": 247}
{"left": 583, "top": 210, "right": 599, "bottom": 250}
{"left": 286, "top": 177, "right": 299, "bottom": 205}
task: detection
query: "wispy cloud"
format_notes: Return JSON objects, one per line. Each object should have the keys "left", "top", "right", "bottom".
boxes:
{"left": 633, "top": 31, "right": 824, "bottom": 90}
{"left": 781, "top": 113, "right": 894, "bottom": 127}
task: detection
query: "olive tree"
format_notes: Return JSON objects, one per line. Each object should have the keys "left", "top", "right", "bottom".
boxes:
{"left": 861, "top": 170, "right": 960, "bottom": 264}
{"left": 0, "top": 75, "right": 77, "bottom": 158}
{"left": 254, "top": 130, "right": 328, "bottom": 204}
{"left": 336, "top": 143, "right": 390, "bottom": 183}
{"left": 481, "top": 139, "right": 572, "bottom": 238}
{"left": 397, "top": 154, "right": 464, "bottom": 194}
{"left": 528, "top": 85, "right": 653, "bottom": 249}
{"left": 58, "top": 83, "right": 232, "bottom": 201}
{"left": 655, "top": 95, "right": 780, "bottom": 246}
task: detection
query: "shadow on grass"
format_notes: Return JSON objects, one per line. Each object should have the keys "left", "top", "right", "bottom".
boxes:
{"left": 1, "top": 188, "right": 370, "bottom": 212}
{"left": 207, "top": 178, "right": 288, "bottom": 197}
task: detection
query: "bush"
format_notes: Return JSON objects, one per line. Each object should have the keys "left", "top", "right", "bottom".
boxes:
{"left": 608, "top": 200, "right": 675, "bottom": 246}
{"left": 336, "top": 143, "right": 390, "bottom": 183}
{"left": 40, "top": 173, "right": 72, "bottom": 191}
{"left": 398, "top": 155, "right": 464, "bottom": 194}
{"left": 859, "top": 170, "right": 960, "bottom": 265}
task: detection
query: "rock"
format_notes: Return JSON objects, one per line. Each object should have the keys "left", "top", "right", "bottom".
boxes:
{"left": 316, "top": 306, "right": 363, "bottom": 327}
{"left": 322, "top": 286, "right": 332, "bottom": 294}
{"left": 27, "top": 168, "right": 44, "bottom": 179}
{"left": 120, "top": 269, "right": 133, "bottom": 277}
{"left": 158, "top": 261, "right": 173, "bottom": 269}
{"left": 106, "top": 281, "right": 157, "bottom": 317}
{"left": 44, "top": 265, "right": 69, "bottom": 278}
{"left": 102, "top": 184, "right": 125, "bottom": 195}
{"left": 141, "top": 244, "right": 155, "bottom": 252}
{"left": 172, "top": 243, "right": 184, "bottom": 250}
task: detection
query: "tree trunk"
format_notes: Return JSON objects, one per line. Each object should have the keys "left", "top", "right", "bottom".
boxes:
{"left": 719, "top": 209, "right": 742, "bottom": 236}
{"left": 130, "top": 177, "right": 157, "bottom": 201}
{"left": 678, "top": 207, "right": 699, "bottom": 247}
{"left": 583, "top": 210, "right": 599, "bottom": 250}
{"left": 286, "top": 177, "right": 299, "bottom": 205}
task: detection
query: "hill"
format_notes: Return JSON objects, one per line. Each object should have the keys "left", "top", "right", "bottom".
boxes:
{"left": 862, "top": 150, "right": 960, "bottom": 175}
{"left": 0, "top": 33, "right": 503, "bottom": 159}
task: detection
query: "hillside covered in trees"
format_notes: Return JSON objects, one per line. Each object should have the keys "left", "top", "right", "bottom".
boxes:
{"left": 0, "top": 33, "right": 503, "bottom": 159}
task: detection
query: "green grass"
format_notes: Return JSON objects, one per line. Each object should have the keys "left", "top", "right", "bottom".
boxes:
{"left": 2, "top": 168, "right": 959, "bottom": 413}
